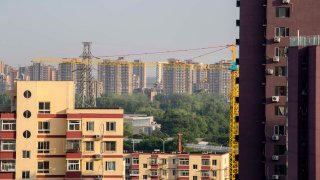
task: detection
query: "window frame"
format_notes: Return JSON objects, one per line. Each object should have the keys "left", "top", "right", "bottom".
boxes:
{"left": 85, "top": 161, "right": 94, "bottom": 171}
{"left": 104, "top": 141, "right": 116, "bottom": 152}
{"left": 22, "top": 150, "right": 31, "bottom": 159}
{"left": 86, "top": 121, "right": 94, "bottom": 131}
{"left": 179, "top": 158, "right": 189, "bottom": 165}
{"left": 37, "top": 161, "right": 49, "bottom": 173}
{"left": 1, "top": 120, "right": 16, "bottom": 131}
{"left": 67, "top": 160, "right": 80, "bottom": 171}
{"left": 201, "top": 159, "right": 210, "bottom": 166}
{"left": 132, "top": 157, "right": 139, "bottom": 165}
{"left": 68, "top": 120, "right": 81, "bottom": 131}
{"left": 275, "top": 27, "right": 289, "bottom": 37}
{"left": 179, "top": 170, "right": 189, "bottom": 177}
{"left": 38, "top": 102, "right": 50, "bottom": 114}
{"left": 276, "top": 7, "right": 290, "bottom": 18}
{"left": 0, "top": 140, "right": 15, "bottom": 151}
{"left": 38, "top": 141, "right": 50, "bottom": 153}
{"left": 106, "top": 161, "right": 116, "bottom": 171}
{"left": 0, "top": 160, "right": 15, "bottom": 172}
{"left": 22, "top": 170, "right": 30, "bottom": 179}
{"left": 106, "top": 122, "right": 116, "bottom": 131}
{"left": 38, "top": 121, "right": 50, "bottom": 134}
{"left": 85, "top": 141, "right": 94, "bottom": 152}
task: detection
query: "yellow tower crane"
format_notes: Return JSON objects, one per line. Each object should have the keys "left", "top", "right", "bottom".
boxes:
{"left": 229, "top": 44, "right": 239, "bottom": 180}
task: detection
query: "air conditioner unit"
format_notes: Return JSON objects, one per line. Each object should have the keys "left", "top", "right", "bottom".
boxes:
{"left": 94, "top": 154, "right": 103, "bottom": 159}
{"left": 273, "top": 56, "right": 280, "bottom": 63}
{"left": 266, "top": 69, "right": 274, "bottom": 75}
{"left": 282, "top": 0, "right": 290, "bottom": 4}
{"left": 272, "top": 175, "right": 279, "bottom": 179}
{"left": 272, "top": 155, "right": 279, "bottom": 161}
{"left": 95, "top": 134, "right": 102, "bottom": 141}
{"left": 272, "top": 135, "right": 279, "bottom": 141}
{"left": 272, "top": 96, "right": 280, "bottom": 102}
{"left": 274, "top": 36, "right": 281, "bottom": 43}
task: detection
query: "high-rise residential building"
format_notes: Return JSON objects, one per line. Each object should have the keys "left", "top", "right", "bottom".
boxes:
{"left": 159, "top": 59, "right": 193, "bottom": 95}
{"left": 239, "top": 0, "right": 320, "bottom": 180}
{"left": 0, "top": 60, "right": 5, "bottom": 74}
{"left": 98, "top": 59, "right": 133, "bottom": 95}
{"left": 30, "top": 63, "right": 57, "bottom": 81}
{"left": 132, "top": 60, "right": 146, "bottom": 90}
{"left": 92, "top": 80, "right": 103, "bottom": 98}
{"left": 58, "top": 62, "right": 76, "bottom": 81}
{"left": 0, "top": 73, "right": 7, "bottom": 93}
{"left": 207, "top": 60, "right": 232, "bottom": 100}
{"left": 0, "top": 81, "right": 124, "bottom": 179}
{"left": 18, "top": 66, "right": 30, "bottom": 81}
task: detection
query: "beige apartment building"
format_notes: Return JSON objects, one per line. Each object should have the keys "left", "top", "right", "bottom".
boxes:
{"left": 124, "top": 152, "right": 229, "bottom": 180}
{"left": 0, "top": 81, "right": 124, "bottom": 180}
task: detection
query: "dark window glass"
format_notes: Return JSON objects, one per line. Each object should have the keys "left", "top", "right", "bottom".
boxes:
{"left": 23, "top": 130, "right": 31, "bottom": 138}
{"left": 23, "top": 110, "right": 31, "bottom": 118}
{"left": 23, "top": 91, "right": 31, "bottom": 98}
{"left": 276, "top": 7, "right": 290, "bottom": 18}
{"left": 275, "top": 86, "right": 287, "bottom": 96}
{"left": 274, "top": 145, "right": 287, "bottom": 155}
{"left": 274, "top": 165, "right": 287, "bottom": 175}
{"left": 275, "top": 67, "right": 287, "bottom": 76}
{"left": 275, "top": 106, "right": 287, "bottom": 116}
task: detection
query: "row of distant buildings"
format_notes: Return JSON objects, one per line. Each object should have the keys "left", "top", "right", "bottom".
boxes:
{"left": 0, "top": 58, "right": 232, "bottom": 99}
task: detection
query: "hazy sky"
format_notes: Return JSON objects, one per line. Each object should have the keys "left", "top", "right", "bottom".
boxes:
{"left": 0, "top": 0, "right": 239, "bottom": 67}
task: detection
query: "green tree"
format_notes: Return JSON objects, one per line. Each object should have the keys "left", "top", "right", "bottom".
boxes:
{"left": 124, "top": 122, "right": 133, "bottom": 137}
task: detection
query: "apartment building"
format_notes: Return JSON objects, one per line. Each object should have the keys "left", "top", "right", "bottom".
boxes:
{"left": 0, "top": 81, "right": 124, "bottom": 180}
{"left": 124, "top": 152, "right": 229, "bottom": 180}
{"left": 30, "top": 63, "right": 57, "bottom": 81}
{"left": 207, "top": 60, "right": 232, "bottom": 100}
{"left": 124, "top": 114, "right": 161, "bottom": 135}
{"left": 132, "top": 60, "right": 146, "bottom": 90}
{"left": 239, "top": 0, "right": 320, "bottom": 179}
{"left": 98, "top": 60, "right": 133, "bottom": 95}
{"left": 159, "top": 59, "right": 193, "bottom": 95}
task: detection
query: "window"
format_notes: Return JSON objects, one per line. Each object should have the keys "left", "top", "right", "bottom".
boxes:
{"left": 150, "top": 169, "right": 158, "bottom": 176}
{"left": 275, "top": 66, "right": 287, "bottom": 76}
{"left": 179, "top": 158, "right": 189, "bottom": 165}
{"left": 132, "top": 158, "right": 139, "bottom": 165}
{"left": 68, "top": 120, "right": 80, "bottom": 131}
{"left": 275, "top": 47, "right": 288, "bottom": 57}
{"left": 22, "top": 171, "right": 30, "bottom": 179}
{"left": 212, "top": 159, "right": 217, "bottom": 166}
{"left": 150, "top": 158, "right": 158, "bottom": 165}
{"left": 179, "top": 170, "right": 189, "bottom": 177}
{"left": 274, "top": 145, "right": 287, "bottom": 155}
{"left": 172, "top": 159, "right": 176, "bottom": 164}
{"left": 23, "top": 130, "right": 31, "bottom": 138}
{"left": 125, "top": 158, "right": 130, "bottom": 164}
{"left": 86, "top": 161, "right": 93, "bottom": 171}
{"left": 275, "top": 106, "right": 287, "bottom": 116}
{"left": 275, "top": 86, "right": 287, "bottom": 96}
{"left": 162, "top": 170, "right": 167, "bottom": 176}
{"left": 23, "top": 90, "right": 31, "bottom": 98}
{"left": 276, "top": 7, "right": 290, "bottom": 18}
{"left": 66, "top": 140, "right": 81, "bottom": 152}
{"left": 38, "top": 141, "right": 50, "bottom": 153}
{"left": 162, "top": 158, "right": 167, "bottom": 165}
{"left": 86, "top": 121, "right": 94, "bottom": 131}
{"left": 22, "top": 150, "right": 30, "bottom": 158}
{"left": 143, "top": 164, "right": 147, "bottom": 168}
{"left": 172, "top": 170, "right": 176, "bottom": 176}
{"left": 202, "top": 159, "right": 210, "bottom": 165}
{"left": 274, "top": 125, "right": 286, "bottom": 135}
{"left": 106, "top": 122, "right": 116, "bottom": 131}
{"left": 193, "top": 176, "right": 198, "bottom": 180}
{"left": 67, "top": 160, "right": 80, "bottom": 171}
{"left": 202, "top": 171, "right": 210, "bottom": 177}
{"left": 106, "top": 161, "right": 116, "bottom": 171}
{"left": 37, "top": 161, "right": 49, "bottom": 173}
{"left": 0, "top": 140, "right": 15, "bottom": 151}
{"left": 143, "top": 175, "right": 147, "bottom": 180}
{"left": 38, "top": 102, "right": 50, "bottom": 114}
{"left": 274, "top": 164, "right": 287, "bottom": 175}
{"left": 85, "top": 141, "right": 94, "bottom": 151}
{"left": 1, "top": 161, "right": 15, "bottom": 172}
{"left": 104, "top": 141, "right": 116, "bottom": 151}
{"left": 213, "top": 170, "right": 217, "bottom": 177}
{"left": 23, "top": 110, "right": 31, "bottom": 118}
{"left": 193, "top": 164, "right": 198, "bottom": 169}
{"left": 130, "top": 169, "right": 139, "bottom": 175}
{"left": 1, "top": 120, "right": 16, "bottom": 131}
{"left": 38, "top": 122, "right": 50, "bottom": 134}
{"left": 275, "top": 27, "right": 289, "bottom": 37}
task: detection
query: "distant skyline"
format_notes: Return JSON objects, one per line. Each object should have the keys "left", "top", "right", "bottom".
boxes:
{"left": 0, "top": 0, "right": 238, "bottom": 67}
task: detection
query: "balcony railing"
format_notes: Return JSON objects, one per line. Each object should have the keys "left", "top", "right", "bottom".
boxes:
{"left": 290, "top": 35, "right": 320, "bottom": 47}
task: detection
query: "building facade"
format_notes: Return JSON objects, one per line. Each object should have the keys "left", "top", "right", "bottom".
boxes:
{"left": 159, "top": 59, "right": 193, "bottom": 95}
{"left": 207, "top": 60, "right": 232, "bottom": 100}
{"left": 132, "top": 60, "right": 146, "bottom": 90}
{"left": 239, "top": 0, "right": 320, "bottom": 180}
{"left": 124, "top": 152, "right": 229, "bottom": 180}
{"left": 98, "top": 60, "right": 133, "bottom": 95}
{"left": 0, "top": 81, "right": 124, "bottom": 180}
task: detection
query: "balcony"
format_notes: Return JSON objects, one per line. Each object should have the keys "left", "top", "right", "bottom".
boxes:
{"left": 0, "top": 160, "right": 15, "bottom": 172}
{"left": 66, "top": 140, "right": 81, "bottom": 152}
{"left": 129, "top": 170, "right": 139, "bottom": 176}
